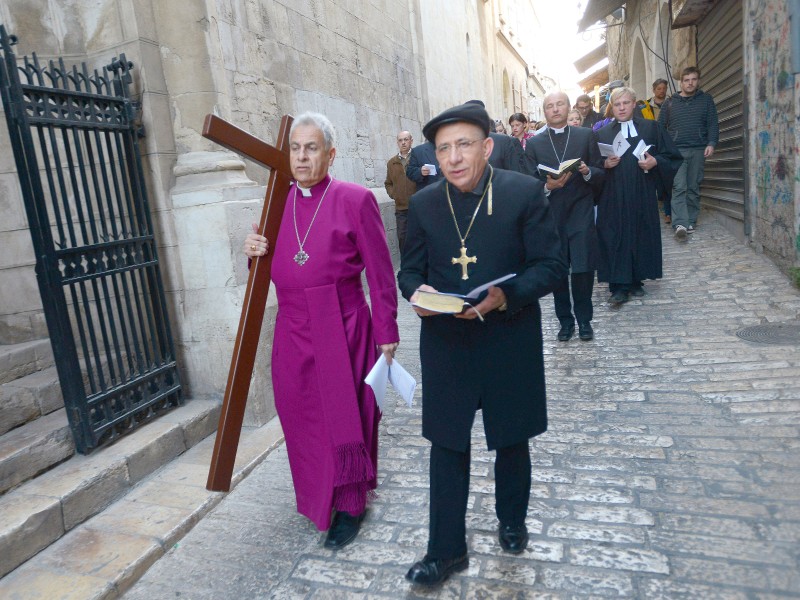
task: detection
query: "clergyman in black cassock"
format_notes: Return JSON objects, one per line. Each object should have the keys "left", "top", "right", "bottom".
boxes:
{"left": 596, "top": 87, "right": 682, "bottom": 305}
{"left": 489, "top": 130, "right": 525, "bottom": 171}
{"left": 466, "top": 99, "right": 525, "bottom": 172}
{"left": 397, "top": 102, "right": 566, "bottom": 586}
{"left": 524, "top": 91, "right": 605, "bottom": 341}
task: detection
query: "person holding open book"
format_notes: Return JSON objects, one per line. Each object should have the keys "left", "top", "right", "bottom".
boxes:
{"left": 595, "top": 87, "right": 682, "bottom": 305}
{"left": 397, "top": 101, "right": 566, "bottom": 586}
{"left": 524, "top": 91, "right": 605, "bottom": 341}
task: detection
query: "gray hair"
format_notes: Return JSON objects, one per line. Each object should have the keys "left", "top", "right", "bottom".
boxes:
{"left": 290, "top": 112, "right": 336, "bottom": 150}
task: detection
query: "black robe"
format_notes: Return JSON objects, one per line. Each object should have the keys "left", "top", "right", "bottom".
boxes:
{"left": 489, "top": 132, "right": 525, "bottom": 172}
{"left": 595, "top": 117, "right": 682, "bottom": 285}
{"left": 406, "top": 142, "right": 444, "bottom": 190}
{"left": 524, "top": 126, "right": 604, "bottom": 273}
{"left": 397, "top": 167, "right": 566, "bottom": 452}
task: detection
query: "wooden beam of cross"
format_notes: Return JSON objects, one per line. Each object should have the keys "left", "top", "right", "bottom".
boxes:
{"left": 202, "top": 113, "right": 294, "bottom": 492}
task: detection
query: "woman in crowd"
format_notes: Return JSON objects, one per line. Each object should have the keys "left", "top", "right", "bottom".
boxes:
{"left": 508, "top": 112, "right": 534, "bottom": 150}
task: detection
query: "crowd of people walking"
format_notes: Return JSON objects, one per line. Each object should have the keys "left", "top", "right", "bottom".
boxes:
{"left": 239, "top": 66, "right": 719, "bottom": 589}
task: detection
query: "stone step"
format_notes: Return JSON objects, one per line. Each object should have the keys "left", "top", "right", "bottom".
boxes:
{"left": 0, "top": 338, "right": 54, "bottom": 385}
{"left": 0, "top": 347, "right": 128, "bottom": 437}
{"left": 0, "top": 409, "right": 74, "bottom": 496}
{"left": 0, "top": 366, "right": 63, "bottom": 436}
{"left": 0, "top": 398, "right": 231, "bottom": 583}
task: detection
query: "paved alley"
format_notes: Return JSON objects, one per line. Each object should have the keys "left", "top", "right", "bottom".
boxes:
{"left": 125, "top": 218, "right": 800, "bottom": 599}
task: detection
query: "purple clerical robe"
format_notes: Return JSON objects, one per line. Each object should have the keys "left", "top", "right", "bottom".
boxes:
{"left": 270, "top": 174, "right": 399, "bottom": 530}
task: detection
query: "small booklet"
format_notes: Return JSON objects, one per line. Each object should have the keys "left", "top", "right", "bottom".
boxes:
{"left": 537, "top": 158, "right": 582, "bottom": 178}
{"left": 598, "top": 142, "right": 616, "bottom": 158}
{"left": 412, "top": 273, "right": 516, "bottom": 314}
{"left": 632, "top": 140, "right": 653, "bottom": 160}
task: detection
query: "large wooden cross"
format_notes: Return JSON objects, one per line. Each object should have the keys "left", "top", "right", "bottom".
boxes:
{"left": 201, "top": 113, "right": 294, "bottom": 492}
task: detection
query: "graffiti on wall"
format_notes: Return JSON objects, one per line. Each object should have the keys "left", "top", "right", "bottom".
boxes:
{"left": 750, "top": 0, "right": 799, "bottom": 262}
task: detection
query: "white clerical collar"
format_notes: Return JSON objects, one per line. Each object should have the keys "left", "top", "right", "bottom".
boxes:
{"left": 620, "top": 120, "right": 638, "bottom": 138}
{"left": 549, "top": 125, "right": 567, "bottom": 134}
{"left": 295, "top": 175, "right": 333, "bottom": 197}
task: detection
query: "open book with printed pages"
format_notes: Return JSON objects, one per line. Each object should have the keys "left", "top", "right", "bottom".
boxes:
{"left": 411, "top": 274, "right": 516, "bottom": 315}
{"left": 536, "top": 157, "right": 582, "bottom": 178}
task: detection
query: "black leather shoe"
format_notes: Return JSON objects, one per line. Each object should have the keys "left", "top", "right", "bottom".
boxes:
{"left": 499, "top": 523, "right": 528, "bottom": 554}
{"left": 324, "top": 510, "right": 366, "bottom": 549}
{"left": 630, "top": 286, "right": 646, "bottom": 297}
{"left": 608, "top": 290, "right": 629, "bottom": 305}
{"left": 578, "top": 322, "right": 593, "bottom": 341}
{"left": 557, "top": 322, "right": 575, "bottom": 341}
{"left": 405, "top": 554, "right": 469, "bottom": 585}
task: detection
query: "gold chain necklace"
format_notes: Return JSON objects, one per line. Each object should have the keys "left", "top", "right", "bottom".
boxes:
{"left": 445, "top": 166, "right": 494, "bottom": 280}
{"left": 292, "top": 178, "right": 333, "bottom": 265}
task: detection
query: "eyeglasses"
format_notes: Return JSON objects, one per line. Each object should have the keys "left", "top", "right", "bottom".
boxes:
{"left": 435, "top": 138, "right": 483, "bottom": 156}
{"left": 397, "top": 137, "right": 412, "bottom": 142}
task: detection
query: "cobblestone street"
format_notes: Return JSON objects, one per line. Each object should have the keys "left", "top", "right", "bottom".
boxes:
{"left": 125, "top": 218, "right": 800, "bottom": 599}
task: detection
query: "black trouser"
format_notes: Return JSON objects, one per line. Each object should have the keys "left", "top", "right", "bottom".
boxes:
{"left": 427, "top": 440, "right": 531, "bottom": 559}
{"left": 609, "top": 280, "right": 642, "bottom": 293}
{"left": 554, "top": 271, "right": 594, "bottom": 325}
{"left": 395, "top": 209, "right": 408, "bottom": 252}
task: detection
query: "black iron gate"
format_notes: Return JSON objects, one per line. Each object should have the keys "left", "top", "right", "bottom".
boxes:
{"left": 0, "top": 26, "right": 182, "bottom": 453}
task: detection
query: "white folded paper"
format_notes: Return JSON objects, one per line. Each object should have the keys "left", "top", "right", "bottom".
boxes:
{"left": 611, "top": 131, "right": 631, "bottom": 157}
{"left": 632, "top": 140, "right": 653, "bottom": 160}
{"left": 598, "top": 142, "right": 615, "bottom": 158}
{"left": 365, "top": 357, "right": 417, "bottom": 410}
{"left": 423, "top": 163, "right": 437, "bottom": 175}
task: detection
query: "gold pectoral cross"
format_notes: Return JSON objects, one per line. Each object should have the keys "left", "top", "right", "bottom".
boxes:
{"left": 452, "top": 245, "right": 477, "bottom": 280}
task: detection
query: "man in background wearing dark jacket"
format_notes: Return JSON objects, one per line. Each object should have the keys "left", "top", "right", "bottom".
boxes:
{"left": 658, "top": 66, "right": 719, "bottom": 240}
{"left": 406, "top": 140, "right": 443, "bottom": 191}
{"left": 575, "top": 94, "right": 601, "bottom": 129}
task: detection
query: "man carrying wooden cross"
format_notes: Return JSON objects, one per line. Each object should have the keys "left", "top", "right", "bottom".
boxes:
{"left": 244, "top": 112, "right": 399, "bottom": 548}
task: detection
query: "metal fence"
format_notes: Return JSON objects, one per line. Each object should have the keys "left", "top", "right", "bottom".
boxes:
{"left": 0, "top": 25, "right": 182, "bottom": 453}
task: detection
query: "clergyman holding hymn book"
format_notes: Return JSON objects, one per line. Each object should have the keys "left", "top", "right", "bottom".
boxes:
{"left": 536, "top": 157, "right": 582, "bottom": 179}
{"left": 411, "top": 273, "right": 515, "bottom": 319}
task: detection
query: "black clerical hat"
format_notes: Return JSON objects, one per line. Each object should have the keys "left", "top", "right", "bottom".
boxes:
{"left": 423, "top": 102, "right": 492, "bottom": 143}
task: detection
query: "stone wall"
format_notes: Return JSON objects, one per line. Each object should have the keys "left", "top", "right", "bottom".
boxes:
{"left": 0, "top": 104, "right": 47, "bottom": 344}
{"left": 0, "top": 0, "right": 181, "bottom": 347}
{"left": 746, "top": 0, "right": 800, "bottom": 270}
{"left": 604, "top": 0, "right": 695, "bottom": 99}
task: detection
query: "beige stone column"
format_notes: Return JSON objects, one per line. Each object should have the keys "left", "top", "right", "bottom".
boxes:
{"left": 170, "top": 151, "right": 276, "bottom": 426}
{"left": 152, "top": 0, "right": 281, "bottom": 420}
